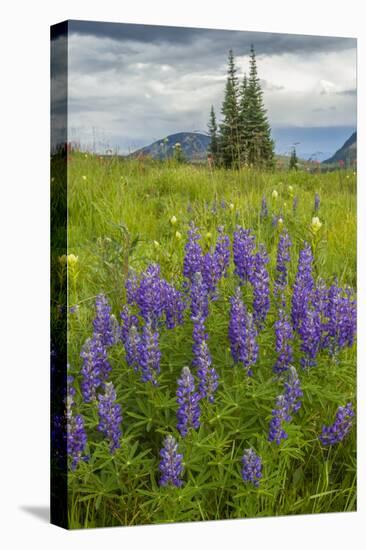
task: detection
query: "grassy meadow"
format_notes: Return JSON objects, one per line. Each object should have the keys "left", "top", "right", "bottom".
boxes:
{"left": 64, "top": 153, "right": 356, "bottom": 528}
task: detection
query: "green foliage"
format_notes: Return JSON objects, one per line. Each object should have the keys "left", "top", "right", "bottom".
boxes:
{"left": 65, "top": 153, "right": 356, "bottom": 528}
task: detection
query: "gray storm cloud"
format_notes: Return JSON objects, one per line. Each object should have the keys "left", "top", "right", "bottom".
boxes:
{"left": 59, "top": 20, "right": 357, "bottom": 153}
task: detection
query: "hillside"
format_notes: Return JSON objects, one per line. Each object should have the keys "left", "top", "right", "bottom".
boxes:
{"left": 129, "top": 132, "right": 210, "bottom": 161}
{"left": 322, "top": 131, "right": 357, "bottom": 165}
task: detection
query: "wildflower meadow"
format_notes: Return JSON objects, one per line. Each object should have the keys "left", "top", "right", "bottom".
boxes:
{"left": 57, "top": 154, "right": 356, "bottom": 528}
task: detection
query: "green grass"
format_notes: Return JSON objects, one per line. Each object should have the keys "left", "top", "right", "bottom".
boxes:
{"left": 63, "top": 153, "right": 356, "bottom": 528}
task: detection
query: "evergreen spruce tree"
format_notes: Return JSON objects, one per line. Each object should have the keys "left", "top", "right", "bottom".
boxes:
{"left": 244, "top": 45, "right": 275, "bottom": 168}
{"left": 289, "top": 146, "right": 298, "bottom": 170}
{"left": 238, "top": 73, "right": 250, "bottom": 164}
{"left": 219, "top": 50, "right": 240, "bottom": 168}
{"left": 208, "top": 105, "right": 219, "bottom": 164}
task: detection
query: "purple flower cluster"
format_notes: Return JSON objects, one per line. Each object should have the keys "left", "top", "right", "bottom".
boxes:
{"left": 93, "top": 294, "right": 118, "bottom": 347}
{"left": 139, "top": 321, "right": 161, "bottom": 385}
{"left": 314, "top": 193, "right": 320, "bottom": 212}
{"left": 324, "top": 284, "right": 357, "bottom": 354}
{"left": 299, "top": 308, "right": 322, "bottom": 368}
{"left": 291, "top": 243, "right": 314, "bottom": 331}
{"left": 159, "top": 435, "right": 184, "bottom": 487}
{"left": 97, "top": 382, "right": 122, "bottom": 453}
{"left": 192, "top": 314, "right": 219, "bottom": 402}
{"left": 80, "top": 335, "right": 111, "bottom": 402}
{"left": 251, "top": 245, "right": 270, "bottom": 328}
{"left": 184, "top": 224, "right": 230, "bottom": 297}
{"left": 120, "top": 307, "right": 141, "bottom": 372}
{"left": 319, "top": 403, "right": 354, "bottom": 446}
{"left": 190, "top": 272, "right": 209, "bottom": 321}
{"left": 190, "top": 271, "right": 219, "bottom": 402}
{"left": 241, "top": 448, "right": 262, "bottom": 487}
{"left": 274, "top": 231, "right": 292, "bottom": 299}
{"left": 268, "top": 366, "right": 303, "bottom": 444}
{"left": 233, "top": 227, "right": 256, "bottom": 282}
{"left": 229, "top": 288, "right": 258, "bottom": 376}
{"left": 120, "top": 307, "right": 161, "bottom": 385}
{"left": 273, "top": 310, "right": 293, "bottom": 374}
{"left": 176, "top": 366, "right": 201, "bottom": 437}
{"left": 66, "top": 376, "right": 87, "bottom": 469}
{"left": 183, "top": 223, "right": 202, "bottom": 282}
{"left": 126, "top": 264, "right": 185, "bottom": 329}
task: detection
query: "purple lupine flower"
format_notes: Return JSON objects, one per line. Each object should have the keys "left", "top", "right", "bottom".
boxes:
{"left": 93, "top": 294, "right": 118, "bottom": 347}
{"left": 176, "top": 366, "right": 201, "bottom": 437}
{"left": 201, "top": 229, "right": 230, "bottom": 297}
{"left": 314, "top": 193, "right": 320, "bottom": 212}
{"left": 291, "top": 243, "right": 314, "bottom": 331}
{"left": 251, "top": 245, "right": 270, "bottom": 328}
{"left": 283, "top": 366, "right": 303, "bottom": 415}
{"left": 241, "top": 448, "right": 262, "bottom": 487}
{"left": 126, "top": 264, "right": 185, "bottom": 329}
{"left": 273, "top": 310, "right": 293, "bottom": 374}
{"left": 319, "top": 403, "right": 354, "bottom": 446}
{"left": 260, "top": 196, "right": 268, "bottom": 220}
{"left": 129, "top": 264, "right": 165, "bottom": 325}
{"left": 120, "top": 306, "right": 141, "bottom": 372}
{"left": 214, "top": 226, "right": 230, "bottom": 279}
{"left": 190, "top": 272, "right": 209, "bottom": 321}
{"left": 125, "top": 271, "right": 139, "bottom": 304}
{"left": 233, "top": 227, "right": 256, "bottom": 283}
{"left": 138, "top": 320, "right": 161, "bottom": 385}
{"left": 183, "top": 223, "right": 203, "bottom": 282}
{"left": 274, "top": 231, "right": 292, "bottom": 298}
{"left": 201, "top": 251, "right": 222, "bottom": 296}
{"left": 192, "top": 314, "right": 218, "bottom": 403}
{"left": 324, "top": 284, "right": 357, "bottom": 354}
{"left": 97, "top": 382, "right": 122, "bottom": 452}
{"left": 229, "top": 288, "right": 258, "bottom": 376}
{"left": 80, "top": 335, "right": 111, "bottom": 402}
{"left": 268, "top": 366, "right": 302, "bottom": 444}
{"left": 220, "top": 199, "right": 227, "bottom": 209}
{"left": 159, "top": 435, "right": 184, "bottom": 487}
{"left": 298, "top": 307, "right": 322, "bottom": 368}
{"left": 268, "top": 394, "right": 290, "bottom": 444}
{"left": 66, "top": 377, "right": 87, "bottom": 469}
{"left": 162, "top": 280, "right": 186, "bottom": 329}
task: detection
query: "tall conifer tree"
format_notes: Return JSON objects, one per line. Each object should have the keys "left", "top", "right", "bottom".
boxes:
{"left": 238, "top": 73, "right": 250, "bottom": 163}
{"left": 208, "top": 105, "right": 219, "bottom": 164}
{"left": 219, "top": 50, "right": 240, "bottom": 168}
{"left": 244, "top": 45, "right": 274, "bottom": 168}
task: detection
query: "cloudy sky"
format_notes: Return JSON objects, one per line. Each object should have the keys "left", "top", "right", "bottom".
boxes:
{"left": 61, "top": 20, "right": 356, "bottom": 159}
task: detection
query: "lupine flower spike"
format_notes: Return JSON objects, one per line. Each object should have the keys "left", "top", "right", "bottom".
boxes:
{"left": 97, "top": 382, "right": 122, "bottom": 453}
{"left": 241, "top": 448, "right": 262, "bottom": 487}
{"left": 268, "top": 366, "right": 303, "bottom": 444}
{"left": 319, "top": 403, "right": 354, "bottom": 446}
{"left": 66, "top": 376, "right": 87, "bottom": 469}
{"left": 176, "top": 366, "right": 201, "bottom": 437}
{"left": 159, "top": 435, "right": 184, "bottom": 487}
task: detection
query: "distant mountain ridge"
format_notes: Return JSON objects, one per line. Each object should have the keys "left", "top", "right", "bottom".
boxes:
{"left": 129, "top": 132, "right": 210, "bottom": 161}
{"left": 322, "top": 131, "right": 357, "bottom": 165}
{"left": 129, "top": 129, "right": 357, "bottom": 166}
